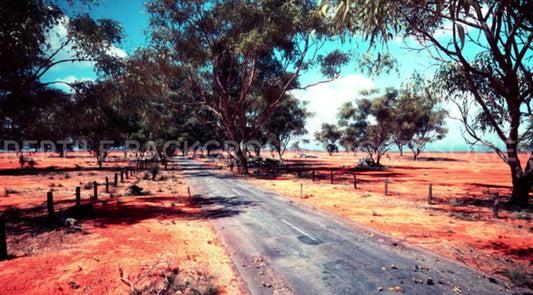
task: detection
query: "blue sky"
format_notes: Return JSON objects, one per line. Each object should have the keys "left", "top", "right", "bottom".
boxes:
{"left": 43, "top": 0, "right": 494, "bottom": 152}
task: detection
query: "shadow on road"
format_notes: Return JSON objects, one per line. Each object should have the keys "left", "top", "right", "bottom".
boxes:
{"left": 191, "top": 195, "right": 256, "bottom": 219}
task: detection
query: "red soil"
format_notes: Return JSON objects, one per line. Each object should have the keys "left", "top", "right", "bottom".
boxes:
{"left": 241, "top": 151, "right": 532, "bottom": 289}
{"left": 0, "top": 152, "right": 241, "bottom": 294}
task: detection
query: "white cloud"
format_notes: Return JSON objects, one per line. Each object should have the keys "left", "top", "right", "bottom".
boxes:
{"left": 291, "top": 74, "right": 375, "bottom": 142}
{"left": 53, "top": 76, "right": 94, "bottom": 93}
{"left": 106, "top": 45, "right": 128, "bottom": 58}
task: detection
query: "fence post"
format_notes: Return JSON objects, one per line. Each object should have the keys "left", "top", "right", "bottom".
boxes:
{"left": 428, "top": 184, "right": 433, "bottom": 205}
{"left": 300, "top": 183, "right": 303, "bottom": 199}
{"left": 114, "top": 173, "right": 118, "bottom": 187}
{"left": 47, "top": 191, "right": 54, "bottom": 222}
{"left": 353, "top": 173, "right": 357, "bottom": 189}
{"left": 0, "top": 215, "right": 8, "bottom": 261}
{"left": 120, "top": 171, "right": 124, "bottom": 183}
{"left": 93, "top": 181, "right": 98, "bottom": 200}
{"left": 492, "top": 192, "right": 500, "bottom": 218}
{"left": 75, "top": 186, "right": 81, "bottom": 206}
{"left": 330, "top": 170, "right": 334, "bottom": 184}
{"left": 105, "top": 176, "right": 109, "bottom": 193}
{"left": 312, "top": 169, "right": 316, "bottom": 181}
{"left": 125, "top": 168, "right": 129, "bottom": 180}
{"left": 384, "top": 179, "right": 389, "bottom": 196}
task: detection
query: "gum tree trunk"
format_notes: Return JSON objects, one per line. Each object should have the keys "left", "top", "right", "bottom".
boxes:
{"left": 508, "top": 151, "right": 532, "bottom": 206}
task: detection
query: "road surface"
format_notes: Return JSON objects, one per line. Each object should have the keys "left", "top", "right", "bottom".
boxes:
{"left": 178, "top": 157, "right": 526, "bottom": 295}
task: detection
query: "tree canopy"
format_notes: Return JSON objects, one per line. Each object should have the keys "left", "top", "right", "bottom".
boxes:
{"left": 320, "top": 0, "right": 533, "bottom": 205}
{"left": 0, "top": 0, "right": 125, "bottom": 145}
{"left": 141, "top": 0, "right": 347, "bottom": 173}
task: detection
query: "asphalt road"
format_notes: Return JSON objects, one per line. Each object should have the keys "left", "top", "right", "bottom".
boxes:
{"left": 178, "top": 157, "right": 526, "bottom": 295}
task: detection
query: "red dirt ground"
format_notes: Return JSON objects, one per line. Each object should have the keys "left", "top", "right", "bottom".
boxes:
{"left": 0, "top": 152, "right": 241, "bottom": 294}
{"left": 236, "top": 151, "right": 532, "bottom": 289}
{"left": 2, "top": 151, "right": 532, "bottom": 293}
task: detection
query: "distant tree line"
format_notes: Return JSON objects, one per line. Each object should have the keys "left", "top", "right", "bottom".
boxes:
{"left": 315, "top": 75, "right": 447, "bottom": 166}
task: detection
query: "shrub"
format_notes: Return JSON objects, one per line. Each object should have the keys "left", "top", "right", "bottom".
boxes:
{"left": 143, "top": 173, "right": 151, "bottom": 180}
{"left": 502, "top": 269, "right": 529, "bottom": 287}
{"left": 448, "top": 198, "right": 463, "bottom": 207}
{"left": 357, "top": 156, "right": 384, "bottom": 169}
{"left": 83, "top": 182, "right": 93, "bottom": 190}
{"left": 150, "top": 164, "right": 160, "bottom": 180}
{"left": 514, "top": 211, "right": 531, "bottom": 220}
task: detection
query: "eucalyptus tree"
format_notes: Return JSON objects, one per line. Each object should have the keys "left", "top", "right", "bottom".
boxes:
{"left": 396, "top": 75, "right": 448, "bottom": 160}
{"left": 72, "top": 80, "right": 133, "bottom": 168}
{"left": 319, "top": 0, "right": 533, "bottom": 205}
{"left": 0, "top": 0, "right": 125, "bottom": 145}
{"left": 353, "top": 89, "right": 397, "bottom": 166}
{"left": 144, "top": 0, "right": 348, "bottom": 173}
{"left": 314, "top": 123, "right": 341, "bottom": 156}
{"left": 261, "top": 95, "right": 311, "bottom": 160}
{"left": 337, "top": 101, "right": 367, "bottom": 154}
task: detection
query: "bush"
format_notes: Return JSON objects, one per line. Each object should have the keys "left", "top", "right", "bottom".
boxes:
{"left": 514, "top": 211, "right": 531, "bottom": 220}
{"left": 357, "top": 156, "right": 383, "bottom": 169}
{"left": 143, "top": 173, "right": 151, "bottom": 180}
{"left": 150, "top": 164, "right": 160, "bottom": 180}
{"left": 128, "top": 185, "right": 148, "bottom": 196}
{"left": 448, "top": 198, "right": 463, "bottom": 207}
{"left": 502, "top": 269, "right": 529, "bottom": 287}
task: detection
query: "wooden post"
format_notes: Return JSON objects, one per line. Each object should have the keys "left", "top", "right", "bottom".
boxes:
{"left": 297, "top": 170, "right": 301, "bottom": 179}
{"left": 492, "top": 192, "right": 500, "bottom": 218}
{"left": 330, "top": 170, "right": 334, "bottom": 184}
{"left": 125, "top": 168, "right": 129, "bottom": 180}
{"left": 0, "top": 215, "right": 8, "bottom": 261}
{"left": 300, "top": 183, "right": 303, "bottom": 199}
{"left": 47, "top": 191, "right": 54, "bottom": 222}
{"left": 312, "top": 169, "right": 316, "bottom": 181}
{"left": 427, "top": 184, "right": 433, "bottom": 205}
{"left": 114, "top": 173, "right": 118, "bottom": 187}
{"left": 187, "top": 187, "right": 191, "bottom": 198}
{"left": 384, "top": 179, "right": 389, "bottom": 196}
{"left": 75, "top": 186, "right": 81, "bottom": 206}
{"left": 353, "top": 173, "right": 357, "bottom": 189}
{"left": 93, "top": 181, "right": 98, "bottom": 200}
{"left": 120, "top": 171, "right": 124, "bottom": 183}
{"left": 105, "top": 176, "right": 109, "bottom": 193}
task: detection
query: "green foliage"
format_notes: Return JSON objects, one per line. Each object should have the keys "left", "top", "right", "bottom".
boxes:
{"left": 321, "top": 0, "right": 533, "bottom": 206}
{"left": 71, "top": 80, "right": 134, "bottom": 168}
{"left": 314, "top": 123, "right": 341, "bottom": 156}
{"left": 448, "top": 198, "right": 463, "bottom": 207}
{"left": 143, "top": 0, "right": 347, "bottom": 173}
{"left": 335, "top": 81, "right": 447, "bottom": 163}
{"left": 0, "top": 0, "right": 124, "bottom": 148}
{"left": 513, "top": 211, "right": 531, "bottom": 220}
{"left": 502, "top": 269, "right": 530, "bottom": 287}
{"left": 261, "top": 95, "right": 311, "bottom": 159}
{"left": 396, "top": 73, "right": 447, "bottom": 159}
